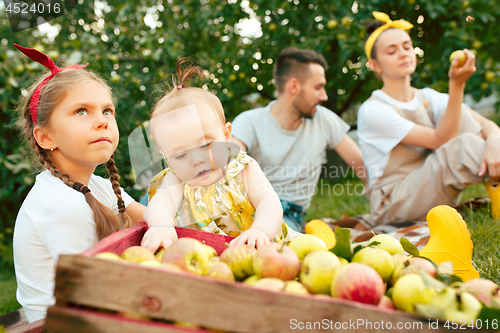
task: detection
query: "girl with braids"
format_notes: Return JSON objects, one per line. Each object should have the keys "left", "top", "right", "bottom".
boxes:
{"left": 142, "top": 58, "right": 300, "bottom": 253}
{"left": 12, "top": 44, "right": 145, "bottom": 322}
{"left": 357, "top": 12, "right": 500, "bottom": 224}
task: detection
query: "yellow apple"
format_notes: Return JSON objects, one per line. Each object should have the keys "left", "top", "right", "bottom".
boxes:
{"left": 299, "top": 250, "right": 341, "bottom": 295}
{"left": 369, "top": 234, "right": 404, "bottom": 255}
{"left": 288, "top": 234, "right": 328, "bottom": 261}
{"left": 449, "top": 50, "right": 467, "bottom": 67}
{"left": 120, "top": 246, "right": 156, "bottom": 263}
{"left": 392, "top": 274, "right": 435, "bottom": 313}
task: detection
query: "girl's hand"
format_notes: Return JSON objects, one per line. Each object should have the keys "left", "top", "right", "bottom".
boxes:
{"left": 479, "top": 135, "right": 500, "bottom": 181}
{"left": 141, "top": 224, "right": 178, "bottom": 253}
{"left": 230, "top": 228, "right": 270, "bottom": 248}
{"left": 448, "top": 49, "right": 476, "bottom": 86}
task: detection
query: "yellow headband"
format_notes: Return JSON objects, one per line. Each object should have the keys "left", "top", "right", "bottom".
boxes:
{"left": 365, "top": 11, "right": 414, "bottom": 60}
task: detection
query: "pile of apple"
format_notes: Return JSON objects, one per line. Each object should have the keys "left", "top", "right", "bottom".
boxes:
{"left": 94, "top": 234, "right": 500, "bottom": 326}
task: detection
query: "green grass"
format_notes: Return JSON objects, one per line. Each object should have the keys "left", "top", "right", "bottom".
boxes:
{"left": 0, "top": 244, "right": 20, "bottom": 316}
{"left": 306, "top": 178, "right": 500, "bottom": 284}
{"left": 0, "top": 179, "right": 498, "bottom": 316}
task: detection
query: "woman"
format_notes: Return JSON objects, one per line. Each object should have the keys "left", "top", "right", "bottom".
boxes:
{"left": 357, "top": 12, "right": 500, "bottom": 224}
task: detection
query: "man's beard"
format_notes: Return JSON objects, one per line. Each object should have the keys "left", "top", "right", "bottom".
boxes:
{"left": 293, "top": 92, "right": 316, "bottom": 119}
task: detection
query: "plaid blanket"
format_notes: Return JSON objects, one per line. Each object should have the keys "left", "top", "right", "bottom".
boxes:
{"left": 316, "top": 197, "right": 490, "bottom": 251}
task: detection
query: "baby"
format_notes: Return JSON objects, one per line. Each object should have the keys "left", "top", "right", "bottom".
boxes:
{"left": 141, "top": 59, "right": 296, "bottom": 252}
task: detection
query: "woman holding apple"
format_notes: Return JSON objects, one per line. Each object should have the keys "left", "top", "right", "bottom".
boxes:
{"left": 357, "top": 11, "right": 500, "bottom": 225}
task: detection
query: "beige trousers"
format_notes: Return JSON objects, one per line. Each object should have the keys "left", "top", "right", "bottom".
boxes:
{"left": 370, "top": 133, "right": 486, "bottom": 224}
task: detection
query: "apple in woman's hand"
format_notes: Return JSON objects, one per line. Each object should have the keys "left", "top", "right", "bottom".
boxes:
{"left": 449, "top": 50, "right": 467, "bottom": 67}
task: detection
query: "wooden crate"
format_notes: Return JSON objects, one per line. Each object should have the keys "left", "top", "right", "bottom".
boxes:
{"left": 43, "top": 222, "right": 494, "bottom": 333}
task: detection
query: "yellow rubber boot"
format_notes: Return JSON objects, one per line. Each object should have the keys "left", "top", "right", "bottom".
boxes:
{"left": 305, "top": 219, "right": 336, "bottom": 249}
{"left": 485, "top": 183, "right": 500, "bottom": 220}
{"left": 420, "top": 205, "right": 479, "bottom": 281}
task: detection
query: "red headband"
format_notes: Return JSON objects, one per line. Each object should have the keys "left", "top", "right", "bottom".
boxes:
{"left": 13, "top": 43, "right": 89, "bottom": 124}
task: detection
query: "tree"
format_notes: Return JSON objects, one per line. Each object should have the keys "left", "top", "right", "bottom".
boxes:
{"left": 0, "top": 0, "right": 499, "bottom": 245}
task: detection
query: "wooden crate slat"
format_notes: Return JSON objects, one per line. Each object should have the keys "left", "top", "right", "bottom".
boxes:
{"left": 45, "top": 306, "right": 215, "bottom": 333}
{"left": 53, "top": 254, "right": 451, "bottom": 333}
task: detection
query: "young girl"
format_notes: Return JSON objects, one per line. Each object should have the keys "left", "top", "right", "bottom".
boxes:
{"left": 141, "top": 59, "right": 298, "bottom": 253}
{"left": 358, "top": 12, "right": 500, "bottom": 224}
{"left": 12, "top": 44, "right": 145, "bottom": 322}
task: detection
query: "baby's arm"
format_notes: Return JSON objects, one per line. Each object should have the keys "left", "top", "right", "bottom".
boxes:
{"left": 141, "top": 172, "right": 183, "bottom": 253}
{"left": 230, "top": 161, "right": 283, "bottom": 248}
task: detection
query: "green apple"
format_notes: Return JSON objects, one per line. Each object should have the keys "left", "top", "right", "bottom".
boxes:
{"left": 110, "top": 74, "right": 121, "bottom": 83}
{"left": 288, "top": 234, "right": 328, "bottom": 261}
{"left": 120, "top": 246, "right": 156, "bottom": 263}
{"left": 449, "top": 50, "right": 467, "bottom": 67}
{"left": 351, "top": 247, "right": 394, "bottom": 282}
{"left": 299, "top": 250, "right": 341, "bottom": 295}
{"left": 327, "top": 19, "right": 338, "bottom": 29}
{"left": 392, "top": 274, "right": 435, "bottom": 313}
{"left": 205, "top": 261, "right": 235, "bottom": 282}
{"left": 229, "top": 74, "right": 237, "bottom": 81}
{"left": 47, "top": 50, "right": 60, "bottom": 60}
{"left": 445, "top": 292, "right": 482, "bottom": 324}
{"left": 369, "top": 234, "right": 404, "bottom": 255}
{"left": 220, "top": 244, "right": 256, "bottom": 280}
{"left": 242, "top": 274, "right": 260, "bottom": 286}
{"left": 162, "top": 238, "right": 209, "bottom": 275}
{"left": 283, "top": 280, "right": 309, "bottom": 295}
{"left": 203, "top": 244, "right": 218, "bottom": 259}
{"left": 485, "top": 71, "right": 496, "bottom": 81}
{"left": 341, "top": 16, "right": 352, "bottom": 26}
{"left": 472, "top": 40, "right": 482, "bottom": 49}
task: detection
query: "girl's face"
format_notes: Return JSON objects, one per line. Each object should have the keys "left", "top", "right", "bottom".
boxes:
{"left": 152, "top": 102, "right": 231, "bottom": 186}
{"left": 38, "top": 80, "right": 119, "bottom": 172}
{"left": 369, "top": 28, "right": 416, "bottom": 80}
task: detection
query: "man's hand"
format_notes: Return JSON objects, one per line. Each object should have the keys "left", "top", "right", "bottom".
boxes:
{"left": 479, "top": 135, "right": 500, "bottom": 182}
{"left": 230, "top": 228, "right": 270, "bottom": 248}
{"left": 140, "top": 224, "right": 178, "bottom": 253}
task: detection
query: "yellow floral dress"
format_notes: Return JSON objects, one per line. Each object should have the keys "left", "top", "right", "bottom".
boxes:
{"left": 148, "top": 151, "right": 295, "bottom": 242}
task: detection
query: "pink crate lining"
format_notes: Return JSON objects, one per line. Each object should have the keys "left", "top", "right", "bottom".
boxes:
{"left": 81, "top": 221, "right": 234, "bottom": 256}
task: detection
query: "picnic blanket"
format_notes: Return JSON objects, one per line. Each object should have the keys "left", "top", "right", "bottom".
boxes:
{"left": 315, "top": 197, "right": 490, "bottom": 251}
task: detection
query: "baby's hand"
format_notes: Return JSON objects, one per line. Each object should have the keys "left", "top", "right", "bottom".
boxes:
{"left": 141, "top": 224, "right": 178, "bottom": 253}
{"left": 230, "top": 228, "right": 270, "bottom": 248}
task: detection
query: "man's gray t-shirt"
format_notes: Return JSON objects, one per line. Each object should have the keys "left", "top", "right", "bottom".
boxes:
{"left": 232, "top": 102, "right": 350, "bottom": 210}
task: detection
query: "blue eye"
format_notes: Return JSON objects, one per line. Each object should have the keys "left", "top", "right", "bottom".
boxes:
{"left": 103, "top": 109, "right": 114, "bottom": 116}
{"left": 76, "top": 108, "right": 87, "bottom": 115}
{"left": 175, "top": 153, "right": 187, "bottom": 160}
{"left": 200, "top": 142, "right": 212, "bottom": 149}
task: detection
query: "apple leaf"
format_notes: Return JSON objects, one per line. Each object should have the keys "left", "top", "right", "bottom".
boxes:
{"left": 352, "top": 244, "right": 364, "bottom": 256}
{"left": 436, "top": 272, "right": 463, "bottom": 285}
{"left": 477, "top": 306, "right": 500, "bottom": 321}
{"left": 400, "top": 238, "right": 420, "bottom": 257}
{"left": 330, "top": 227, "right": 353, "bottom": 261}
{"left": 419, "top": 270, "right": 447, "bottom": 292}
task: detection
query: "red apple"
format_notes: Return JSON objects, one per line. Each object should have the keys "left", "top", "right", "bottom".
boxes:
{"left": 162, "top": 238, "right": 209, "bottom": 275}
{"left": 331, "top": 263, "right": 386, "bottom": 305}
{"left": 220, "top": 244, "right": 256, "bottom": 280}
{"left": 378, "top": 295, "right": 396, "bottom": 310}
{"left": 253, "top": 243, "right": 300, "bottom": 281}
{"left": 462, "top": 278, "right": 500, "bottom": 307}
{"left": 391, "top": 257, "right": 437, "bottom": 285}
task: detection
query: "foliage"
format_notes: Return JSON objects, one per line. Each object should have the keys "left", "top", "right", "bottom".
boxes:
{"left": 0, "top": 0, "right": 499, "bottom": 247}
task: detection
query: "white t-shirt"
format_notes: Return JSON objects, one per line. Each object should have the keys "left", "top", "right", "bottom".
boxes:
{"left": 13, "top": 170, "right": 134, "bottom": 323}
{"left": 357, "top": 88, "right": 466, "bottom": 187}
{"left": 232, "top": 102, "right": 350, "bottom": 209}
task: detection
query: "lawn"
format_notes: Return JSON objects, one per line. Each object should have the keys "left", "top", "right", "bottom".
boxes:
{"left": 0, "top": 178, "right": 498, "bottom": 316}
